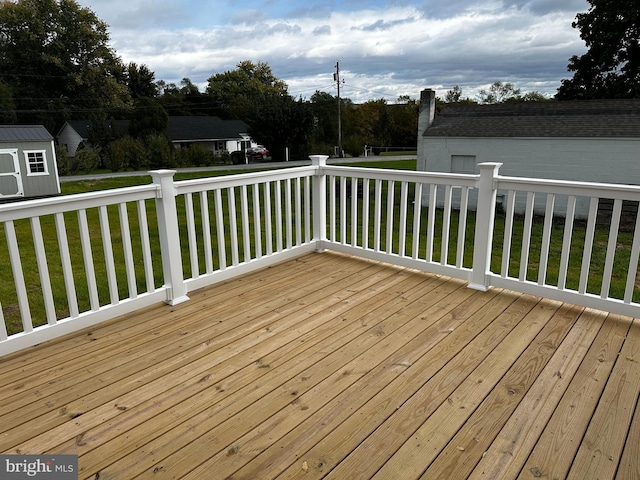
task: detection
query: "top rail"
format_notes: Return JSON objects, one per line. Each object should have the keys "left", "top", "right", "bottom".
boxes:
{"left": 498, "top": 175, "right": 640, "bottom": 201}
{"left": 0, "top": 184, "right": 158, "bottom": 222}
{"left": 323, "top": 165, "right": 478, "bottom": 188}
{"left": 174, "top": 166, "right": 317, "bottom": 195}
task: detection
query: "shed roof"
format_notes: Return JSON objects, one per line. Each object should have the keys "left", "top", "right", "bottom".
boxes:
{"left": 424, "top": 99, "right": 640, "bottom": 138}
{"left": 0, "top": 125, "right": 53, "bottom": 143}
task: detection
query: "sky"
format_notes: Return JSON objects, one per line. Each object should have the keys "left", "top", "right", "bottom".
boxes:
{"left": 76, "top": 0, "right": 590, "bottom": 103}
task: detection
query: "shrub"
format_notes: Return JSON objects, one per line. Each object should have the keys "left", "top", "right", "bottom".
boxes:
{"left": 55, "top": 144, "right": 70, "bottom": 176}
{"left": 145, "top": 133, "right": 176, "bottom": 169}
{"left": 176, "top": 144, "right": 215, "bottom": 167}
{"left": 216, "top": 151, "right": 232, "bottom": 165}
{"left": 342, "top": 135, "right": 362, "bottom": 158}
{"left": 105, "top": 136, "right": 149, "bottom": 171}
{"left": 72, "top": 148, "right": 100, "bottom": 174}
{"left": 307, "top": 140, "right": 333, "bottom": 158}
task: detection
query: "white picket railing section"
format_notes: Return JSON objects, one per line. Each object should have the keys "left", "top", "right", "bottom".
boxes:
{"left": 171, "top": 166, "right": 318, "bottom": 293}
{"left": 2, "top": 157, "right": 640, "bottom": 356}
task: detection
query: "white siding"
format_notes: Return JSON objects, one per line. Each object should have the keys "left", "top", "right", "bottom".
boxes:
{"left": 419, "top": 136, "right": 640, "bottom": 218}
{"left": 422, "top": 137, "right": 640, "bottom": 185}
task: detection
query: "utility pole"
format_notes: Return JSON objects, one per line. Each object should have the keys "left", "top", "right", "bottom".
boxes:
{"left": 333, "top": 61, "right": 344, "bottom": 157}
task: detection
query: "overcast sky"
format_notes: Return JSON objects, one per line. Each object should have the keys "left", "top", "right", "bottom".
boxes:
{"left": 77, "top": 0, "right": 590, "bottom": 103}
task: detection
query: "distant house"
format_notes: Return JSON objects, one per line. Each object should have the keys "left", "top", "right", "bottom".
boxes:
{"left": 416, "top": 88, "right": 640, "bottom": 216}
{"left": 166, "top": 116, "right": 253, "bottom": 154}
{"left": 57, "top": 120, "right": 96, "bottom": 157}
{"left": 56, "top": 117, "right": 254, "bottom": 157}
{"left": 0, "top": 125, "right": 61, "bottom": 200}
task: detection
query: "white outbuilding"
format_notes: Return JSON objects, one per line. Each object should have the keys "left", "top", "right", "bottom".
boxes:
{"left": 417, "top": 89, "right": 640, "bottom": 217}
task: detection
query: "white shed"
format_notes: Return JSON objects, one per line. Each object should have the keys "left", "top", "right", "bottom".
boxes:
{"left": 0, "top": 125, "right": 61, "bottom": 200}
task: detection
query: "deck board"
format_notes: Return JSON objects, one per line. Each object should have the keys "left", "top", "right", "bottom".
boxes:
{"left": 1, "top": 251, "right": 639, "bottom": 480}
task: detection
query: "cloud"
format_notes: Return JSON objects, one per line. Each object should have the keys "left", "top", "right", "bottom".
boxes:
{"left": 228, "top": 9, "right": 271, "bottom": 25}
{"left": 312, "top": 25, "right": 332, "bottom": 35}
{"left": 88, "top": 0, "right": 193, "bottom": 29}
{"left": 79, "top": 0, "right": 586, "bottom": 102}
{"left": 503, "top": 0, "right": 586, "bottom": 15}
{"left": 354, "top": 15, "right": 418, "bottom": 32}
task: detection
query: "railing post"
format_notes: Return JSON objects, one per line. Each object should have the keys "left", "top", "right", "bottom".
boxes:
{"left": 150, "top": 169, "right": 189, "bottom": 305}
{"left": 310, "top": 155, "right": 328, "bottom": 252}
{"left": 469, "top": 162, "right": 502, "bottom": 291}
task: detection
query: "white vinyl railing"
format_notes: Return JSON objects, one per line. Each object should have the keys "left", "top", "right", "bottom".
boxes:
{"left": 321, "top": 164, "right": 477, "bottom": 281}
{"left": 0, "top": 184, "right": 165, "bottom": 354}
{"left": 2, "top": 157, "right": 640, "bottom": 356}
{"left": 169, "top": 166, "right": 317, "bottom": 293}
{"left": 491, "top": 171, "right": 640, "bottom": 317}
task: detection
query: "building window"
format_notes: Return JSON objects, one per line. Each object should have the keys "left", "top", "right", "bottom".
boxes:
{"left": 25, "top": 150, "right": 48, "bottom": 176}
{"left": 451, "top": 155, "right": 476, "bottom": 174}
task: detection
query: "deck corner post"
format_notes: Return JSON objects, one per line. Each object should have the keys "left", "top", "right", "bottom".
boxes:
{"left": 469, "top": 162, "right": 502, "bottom": 291}
{"left": 310, "top": 155, "right": 329, "bottom": 252}
{"left": 150, "top": 169, "right": 189, "bottom": 305}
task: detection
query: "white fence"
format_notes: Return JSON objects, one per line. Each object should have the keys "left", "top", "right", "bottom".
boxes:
{"left": 2, "top": 157, "right": 640, "bottom": 356}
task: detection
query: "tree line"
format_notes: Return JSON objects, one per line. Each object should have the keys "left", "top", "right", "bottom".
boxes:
{"left": 1, "top": 0, "right": 637, "bottom": 170}
{"left": 0, "top": 0, "right": 420, "bottom": 167}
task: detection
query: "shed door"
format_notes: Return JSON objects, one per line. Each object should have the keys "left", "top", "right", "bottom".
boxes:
{"left": 0, "top": 149, "right": 24, "bottom": 198}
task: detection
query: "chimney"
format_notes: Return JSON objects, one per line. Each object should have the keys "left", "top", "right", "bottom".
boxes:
{"left": 417, "top": 88, "right": 436, "bottom": 171}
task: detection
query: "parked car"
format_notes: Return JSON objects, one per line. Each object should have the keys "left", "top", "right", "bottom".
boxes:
{"left": 246, "top": 145, "right": 270, "bottom": 161}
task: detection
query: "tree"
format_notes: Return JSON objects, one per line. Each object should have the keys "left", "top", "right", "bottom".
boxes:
{"left": 557, "top": 1, "right": 640, "bottom": 99}
{"left": 478, "top": 82, "right": 522, "bottom": 104}
{"left": 388, "top": 97, "right": 419, "bottom": 148}
{"left": 444, "top": 86, "right": 476, "bottom": 105}
{"left": 126, "top": 63, "right": 158, "bottom": 99}
{"left": 0, "top": 0, "right": 130, "bottom": 128}
{"left": 353, "top": 99, "right": 391, "bottom": 147}
{"left": 206, "top": 60, "right": 289, "bottom": 120}
{"left": 309, "top": 91, "right": 339, "bottom": 152}
{"left": 0, "top": 80, "right": 16, "bottom": 123}
{"left": 520, "top": 91, "right": 552, "bottom": 102}
{"left": 127, "top": 97, "right": 168, "bottom": 138}
{"left": 445, "top": 86, "right": 463, "bottom": 103}
{"left": 247, "top": 95, "right": 314, "bottom": 161}
{"left": 157, "top": 77, "right": 211, "bottom": 116}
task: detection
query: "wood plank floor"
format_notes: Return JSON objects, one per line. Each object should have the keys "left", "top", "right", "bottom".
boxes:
{"left": 1, "top": 251, "right": 639, "bottom": 480}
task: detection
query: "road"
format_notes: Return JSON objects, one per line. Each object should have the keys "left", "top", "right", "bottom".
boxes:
{"left": 59, "top": 155, "right": 416, "bottom": 183}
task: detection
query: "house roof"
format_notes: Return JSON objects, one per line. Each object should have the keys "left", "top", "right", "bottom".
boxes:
{"left": 424, "top": 99, "right": 640, "bottom": 138}
{"left": 60, "top": 120, "right": 92, "bottom": 139}
{"left": 58, "top": 120, "right": 130, "bottom": 140}
{"left": 167, "top": 116, "right": 249, "bottom": 142}
{"left": 0, "top": 125, "right": 53, "bottom": 142}
{"left": 59, "top": 116, "right": 250, "bottom": 143}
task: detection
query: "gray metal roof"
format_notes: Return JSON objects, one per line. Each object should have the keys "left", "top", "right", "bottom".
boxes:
{"left": 424, "top": 99, "right": 640, "bottom": 138}
{"left": 0, "top": 125, "right": 53, "bottom": 142}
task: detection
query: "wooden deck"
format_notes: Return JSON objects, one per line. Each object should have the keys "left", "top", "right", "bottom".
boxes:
{"left": 1, "top": 251, "right": 639, "bottom": 480}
